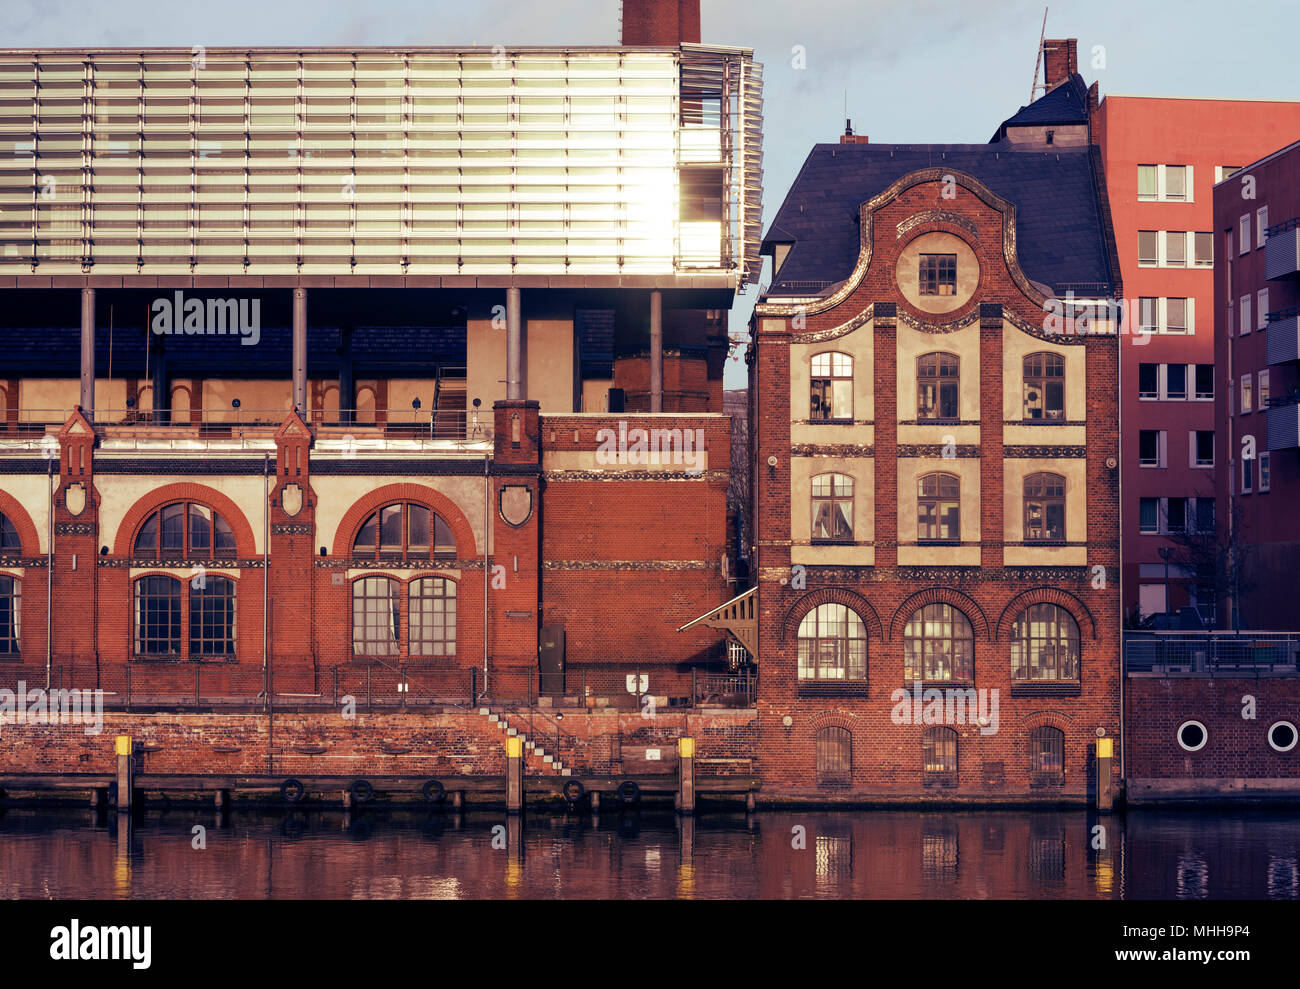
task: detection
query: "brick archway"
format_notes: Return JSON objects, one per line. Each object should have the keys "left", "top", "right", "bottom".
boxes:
{"left": 0, "top": 489, "right": 42, "bottom": 557}
{"left": 996, "top": 586, "right": 1098, "bottom": 641}
{"left": 112, "top": 483, "right": 259, "bottom": 558}
{"left": 331, "top": 483, "right": 477, "bottom": 559}
{"left": 1017, "top": 709, "right": 1076, "bottom": 732}
{"left": 888, "top": 586, "right": 989, "bottom": 641}
{"left": 781, "top": 586, "right": 883, "bottom": 642}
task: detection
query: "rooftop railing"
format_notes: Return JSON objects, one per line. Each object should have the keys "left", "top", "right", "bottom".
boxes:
{"left": 1124, "top": 631, "right": 1300, "bottom": 676}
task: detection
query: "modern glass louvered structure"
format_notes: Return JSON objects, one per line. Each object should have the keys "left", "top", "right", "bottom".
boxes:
{"left": 0, "top": 45, "right": 763, "bottom": 281}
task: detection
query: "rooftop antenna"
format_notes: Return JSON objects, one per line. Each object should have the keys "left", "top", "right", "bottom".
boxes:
{"left": 1029, "top": 5, "right": 1048, "bottom": 103}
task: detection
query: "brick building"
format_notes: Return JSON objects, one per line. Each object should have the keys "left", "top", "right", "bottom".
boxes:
{"left": 745, "top": 132, "right": 1123, "bottom": 800}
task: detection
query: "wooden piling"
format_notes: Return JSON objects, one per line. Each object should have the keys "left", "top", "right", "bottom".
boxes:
{"left": 676, "top": 737, "right": 695, "bottom": 816}
{"left": 506, "top": 736, "right": 523, "bottom": 815}
{"left": 114, "top": 735, "right": 132, "bottom": 812}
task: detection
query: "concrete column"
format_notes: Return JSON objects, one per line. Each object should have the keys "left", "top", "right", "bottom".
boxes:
{"left": 505, "top": 287, "right": 523, "bottom": 401}
{"left": 114, "top": 734, "right": 131, "bottom": 812}
{"left": 649, "top": 290, "right": 663, "bottom": 413}
{"left": 292, "top": 287, "right": 308, "bottom": 414}
{"left": 79, "top": 287, "right": 95, "bottom": 416}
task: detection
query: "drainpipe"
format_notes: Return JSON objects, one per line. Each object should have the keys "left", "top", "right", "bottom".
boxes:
{"left": 46, "top": 455, "right": 53, "bottom": 689}
{"left": 263, "top": 452, "right": 270, "bottom": 672}
{"left": 483, "top": 449, "right": 491, "bottom": 701}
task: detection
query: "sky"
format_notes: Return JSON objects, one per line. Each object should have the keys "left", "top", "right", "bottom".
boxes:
{"left": 7, "top": 0, "right": 1298, "bottom": 388}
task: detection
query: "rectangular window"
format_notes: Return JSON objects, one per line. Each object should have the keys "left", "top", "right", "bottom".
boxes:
{"left": 1164, "top": 231, "right": 1186, "bottom": 267}
{"left": 1258, "top": 288, "right": 1269, "bottom": 330}
{"left": 1260, "top": 452, "right": 1271, "bottom": 492}
{"left": 1194, "top": 430, "right": 1214, "bottom": 467}
{"left": 1137, "top": 164, "right": 1158, "bottom": 200}
{"left": 811, "top": 473, "right": 854, "bottom": 542}
{"left": 1138, "top": 362, "right": 1158, "bottom": 399}
{"left": 919, "top": 254, "right": 957, "bottom": 296}
{"left": 1240, "top": 295, "right": 1251, "bottom": 336}
{"left": 1139, "top": 498, "right": 1159, "bottom": 534}
{"left": 1165, "top": 298, "right": 1188, "bottom": 334}
{"left": 1166, "top": 497, "right": 1187, "bottom": 534}
{"left": 1194, "top": 364, "right": 1214, "bottom": 400}
{"left": 1217, "top": 166, "right": 1242, "bottom": 182}
{"left": 1259, "top": 369, "right": 1271, "bottom": 410}
{"left": 1241, "top": 373, "right": 1253, "bottom": 414}
{"left": 810, "top": 352, "right": 853, "bottom": 421}
{"left": 1243, "top": 456, "right": 1253, "bottom": 494}
{"left": 1166, "top": 363, "right": 1187, "bottom": 400}
{"left": 1193, "top": 232, "right": 1214, "bottom": 266}
{"left": 1137, "top": 230, "right": 1159, "bottom": 266}
{"left": 1240, "top": 215, "right": 1251, "bottom": 254}
{"left": 1195, "top": 498, "right": 1215, "bottom": 535}
{"left": 1138, "top": 429, "right": 1164, "bottom": 467}
{"left": 1257, "top": 206, "right": 1269, "bottom": 248}
{"left": 1138, "top": 297, "right": 1158, "bottom": 334}
{"left": 1164, "top": 165, "right": 1187, "bottom": 201}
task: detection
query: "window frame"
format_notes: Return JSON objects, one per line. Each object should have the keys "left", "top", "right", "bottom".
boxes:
{"left": 132, "top": 501, "right": 237, "bottom": 561}
{"left": 922, "top": 726, "right": 959, "bottom": 782}
{"left": 917, "top": 472, "right": 961, "bottom": 544}
{"left": 1023, "top": 472, "right": 1066, "bottom": 544}
{"left": 916, "top": 352, "right": 960, "bottom": 422}
{"left": 1011, "top": 605, "right": 1080, "bottom": 682}
{"left": 0, "top": 575, "right": 20, "bottom": 657}
{"left": 1029, "top": 726, "right": 1066, "bottom": 785}
{"left": 903, "top": 603, "right": 975, "bottom": 682}
{"left": 809, "top": 351, "right": 854, "bottom": 423}
{"left": 189, "top": 574, "right": 236, "bottom": 658}
{"left": 133, "top": 574, "right": 184, "bottom": 658}
{"left": 1022, "top": 352, "right": 1065, "bottom": 422}
{"left": 408, "top": 576, "right": 458, "bottom": 658}
{"left": 351, "top": 501, "right": 457, "bottom": 562}
{"left": 815, "top": 726, "right": 852, "bottom": 786}
{"left": 796, "top": 602, "right": 868, "bottom": 683}
{"left": 918, "top": 253, "right": 957, "bottom": 297}
{"left": 810, "top": 472, "right": 855, "bottom": 544}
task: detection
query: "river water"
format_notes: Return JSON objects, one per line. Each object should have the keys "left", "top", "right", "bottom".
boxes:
{"left": 1, "top": 806, "right": 1297, "bottom": 899}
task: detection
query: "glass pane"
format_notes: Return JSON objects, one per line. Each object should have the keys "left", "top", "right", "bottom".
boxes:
{"left": 214, "top": 512, "right": 236, "bottom": 554}
{"left": 433, "top": 514, "right": 455, "bottom": 555}
{"left": 160, "top": 503, "right": 185, "bottom": 555}
{"left": 188, "top": 503, "right": 212, "bottom": 557}
{"left": 134, "top": 511, "right": 158, "bottom": 556}
{"left": 379, "top": 505, "right": 403, "bottom": 556}
{"left": 408, "top": 504, "right": 430, "bottom": 554}
{"left": 353, "top": 511, "right": 378, "bottom": 556}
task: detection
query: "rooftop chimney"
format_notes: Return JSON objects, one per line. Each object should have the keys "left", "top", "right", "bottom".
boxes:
{"left": 840, "top": 118, "right": 869, "bottom": 145}
{"left": 1042, "top": 38, "right": 1078, "bottom": 89}
{"left": 621, "top": 0, "right": 702, "bottom": 46}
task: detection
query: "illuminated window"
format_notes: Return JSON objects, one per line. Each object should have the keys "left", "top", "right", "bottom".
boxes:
{"left": 904, "top": 603, "right": 974, "bottom": 681}
{"left": 796, "top": 603, "right": 867, "bottom": 681}
{"left": 923, "top": 726, "right": 958, "bottom": 778}
{"left": 1011, "top": 605, "right": 1079, "bottom": 682}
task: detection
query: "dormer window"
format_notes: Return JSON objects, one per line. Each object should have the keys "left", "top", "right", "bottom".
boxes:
{"left": 919, "top": 254, "right": 956, "bottom": 296}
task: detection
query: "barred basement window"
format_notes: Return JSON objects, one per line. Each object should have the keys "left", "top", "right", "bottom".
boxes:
{"left": 809, "top": 352, "right": 853, "bottom": 422}
{"left": 923, "top": 726, "right": 958, "bottom": 781}
{"left": 1023, "top": 472, "right": 1066, "bottom": 543}
{"left": 811, "top": 473, "right": 854, "bottom": 542}
{"left": 816, "top": 726, "right": 852, "bottom": 785}
{"left": 919, "top": 253, "right": 956, "bottom": 296}
{"left": 352, "top": 576, "right": 401, "bottom": 657}
{"left": 133, "top": 503, "right": 236, "bottom": 560}
{"left": 1029, "top": 726, "right": 1066, "bottom": 784}
{"left": 917, "top": 353, "right": 959, "bottom": 421}
{"left": 134, "top": 575, "right": 182, "bottom": 656}
{"left": 0, "top": 513, "right": 20, "bottom": 555}
{"left": 1011, "top": 605, "right": 1080, "bottom": 682}
{"left": 189, "top": 576, "right": 236, "bottom": 657}
{"left": 796, "top": 603, "right": 867, "bottom": 681}
{"left": 409, "top": 577, "right": 457, "bottom": 658}
{"left": 0, "top": 576, "right": 19, "bottom": 655}
{"left": 904, "top": 603, "right": 974, "bottom": 681}
{"left": 1023, "top": 352, "right": 1065, "bottom": 421}
{"left": 352, "top": 503, "right": 456, "bottom": 561}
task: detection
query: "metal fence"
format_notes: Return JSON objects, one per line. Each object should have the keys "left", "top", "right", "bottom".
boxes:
{"left": 1124, "top": 632, "right": 1300, "bottom": 676}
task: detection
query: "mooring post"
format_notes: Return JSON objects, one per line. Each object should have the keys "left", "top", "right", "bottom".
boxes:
{"left": 590, "top": 790, "right": 600, "bottom": 815}
{"left": 214, "top": 789, "right": 228, "bottom": 811}
{"left": 114, "top": 735, "right": 132, "bottom": 812}
{"left": 506, "top": 736, "right": 523, "bottom": 814}
{"left": 1095, "top": 736, "right": 1115, "bottom": 813}
{"left": 745, "top": 790, "right": 756, "bottom": 813}
{"left": 452, "top": 790, "right": 463, "bottom": 810}
{"left": 677, "top": 736, "right": 695, "bottom": 816}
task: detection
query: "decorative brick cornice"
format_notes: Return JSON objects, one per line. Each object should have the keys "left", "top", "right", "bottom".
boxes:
{"left": 99, "top": 557, "right": 265, "bottom": 569}
{"left": 791, "top": 444, "right": 875, "bottom": 458}
{"left": 781, "top": 585, "right": 883, "bottom": 642}
{"left": 542, "top": 560, "right": 718, "bottom": 572}
{"left": 896, "top": 444, "right": 980, "bottom": 458}
{"left": 271, "top": 523, "right": 312, "bottom": 535}
{"left": 315, "top": 558, "right": 483, "bottom": 570}
{"left": 897, "top": 307, "right": 980, "bottom": 335}
{"left": 896, "top": 210, "right": 979, "bottom": 241}
{"left": 54, "top": 522, "right": 94, "bottom": 536}
{"left": 542, "top": 470, "right": 725, "bottom": 483}
{"left": 887, "top": 586, "right": 990, "bottom": 641}
{"left": 1002, "top": 445, "right": 1088, "bottom": 458}
{"left": 758, "top": 565, "right": 1097, "bottom": 583}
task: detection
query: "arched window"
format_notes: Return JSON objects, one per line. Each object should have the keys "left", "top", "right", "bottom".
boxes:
{"left": 134, "top": 575, "right": 182, "bottom": 656}
{"left": 917, "top": 473, "right": 960, "bottom": 543}
{"left": 409, "top": 577, "right": 457, "bottom": 658}
{"left": 1024, "top": 472, "right": 1067, "bottom": 543}
{"left": 810, "top": 352, "right": 853, "bottom": 422}
{"left": 352, "top": 503, "right": 455, "bottom": 561}
{"left": 816, "top": 726, "right": 852, "bottom": 785}
{"left": 352, "top": 576, "right": 401, "bottom": 657}
{"left": 923, "top": 726, "right": 958, "bottom": 780}
{"left": 796, "top": 603, "right": 867, "bottom": 681}
{"left": 917, "top": 353, "right": 959, "bottom": 421}
{"left": 811, "top": 473, "right": 854, "bottom": 542}
{"left": 1029, "top": 726, "right": 1066, "bottom": 785}
{"left": 0, "top": 575, "right": 20, "bottom": 655}
{"left": 133, "top": 503, "right": 236, "bottom": 560}
{"left": 190, "top": 575, "right": 236, "bottom": 657}
{"left": 1011, "top": 604, "right": 1080, "bottom": 681}
{"left": 904, "top": 603, "right": 974, "bottom": 681}
{"left": 1023, "top": 352, "right": 1065, "bottom": 421}
{"left": 0, "top": 513, "right": 21, "bottom": 556}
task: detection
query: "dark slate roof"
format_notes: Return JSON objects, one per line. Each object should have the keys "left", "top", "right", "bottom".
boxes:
{"left": 762, "top": 142, "right": 1118, "bottom": 296}
{"left": 991, "top": 74, "right": 1090, "bottom": 139}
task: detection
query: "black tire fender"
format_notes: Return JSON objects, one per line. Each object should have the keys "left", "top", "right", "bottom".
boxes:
{"left": 350, "top": 778, "right": 375, "bottom": 803}
{"left": 281, "top": 778, "right": 306, "bottom": 803}
{"left": 422, "top": 778, "right": 446, "bottom": 803}
{"left": 562, "top": 779, "right": 585, "bottom": 802}
{"left": 616, "top": 780, "right": 640, "bottom": 805}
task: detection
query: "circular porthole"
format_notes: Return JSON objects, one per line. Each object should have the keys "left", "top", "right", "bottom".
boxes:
{"left": 1268, "top": 721, "right": 1298, "bottom": 753}
{"left": 1177, "top": 720, "right": 1208, "bottom": 753}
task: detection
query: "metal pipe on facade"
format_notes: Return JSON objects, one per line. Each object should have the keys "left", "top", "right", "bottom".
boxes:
{"left": 650, "top": 290, "right": 663, "bottom": 413}
{"left": 46, "top": 455, "right": 52, "bottom": 689}
{"left": 292, "top": 287, "right": 308, "bottom": 414}
{"left": 263, "top": 452, "right": 270, "bottom": 672}
{"left": 505, "top": 288, "right": 523, "bottom": 401}
{"left": 79, "top": 288, "right": 95, "bottom": 417}
{"left": 483, "top": 449, "right": 491, "bottom": 700}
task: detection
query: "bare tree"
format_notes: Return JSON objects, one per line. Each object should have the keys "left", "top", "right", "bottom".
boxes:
{"left": 1164, "top": 491, "right": 1257, "bottom": 631}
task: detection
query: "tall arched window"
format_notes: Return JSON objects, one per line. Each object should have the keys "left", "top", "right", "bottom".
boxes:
{"left": 1011, "top": 604, "right": 1080, "bottom": 681}
{"left": 917, "top": 353, "right": 959, "bottom": 421}
{"left": 1024, "top": 472, "right": 1067, "bottom": 543}
{"left": 1029, "top": 726, "right": 1066, "bottom": 785}
{"left": 190, "top": 576, "right": 236, "bottom": 657}
{"left": 923, "top": 726, "right": 958, "bottom": 781}
{"left": 409, "top": 577, "right": 457, "bottom": 658}
{"left": 352, "top": 576, "right": 401, "bottom": 657}
{"left": 810, "top": 352, "right": 853, "bottom": 421}
{"left": 134, "top": 575, "right": 182, "bottom": 656}
{"left": 0, "top": 575, "right": 20, "bottom": 655}
{"left": 904, "top": 603, "right": 974, "bottom": 681}
{"left": 811, "top": 473, "right": 854, "bottom": 542}
{"left": 1023, "top": 352, "right": 1065, "bottom": 421}
{"left": 133, "top": 573, "right": 236, "bottom": 659}
{"left": 796, "top": 603, "right": 867, "bottom": 681}
{"left": 352, "top": 503, "right": 455, "bottom": 560}
{"left": 0, "top": 513, "right": 21, "bottom": 556}
{"left": 816, "top": 726, "right": 852, "bottom": 785}
{"left": 917, "top": 473, "right": 960, "bottom": 542}
{"left": 134, "top": 503, "right": 236, "bottom": 560}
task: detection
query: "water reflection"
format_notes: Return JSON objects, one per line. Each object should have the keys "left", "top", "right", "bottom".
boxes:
{"left": 0, "top": 807, "right": 1297, "bottom": 900}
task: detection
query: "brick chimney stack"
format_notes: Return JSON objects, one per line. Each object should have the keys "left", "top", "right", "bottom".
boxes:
{"left": 840, "top": 119, "right": 869, "bottom": 145}
{"left": 1042, "top": 38, "right": 1079, "bottom": 88}
{"left": 621, "top": 0, "right": 702, "bottom": 46}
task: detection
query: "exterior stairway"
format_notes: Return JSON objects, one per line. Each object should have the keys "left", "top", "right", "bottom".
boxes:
{"left": 476, "top": 707, "right": 573, "bottom": 777}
